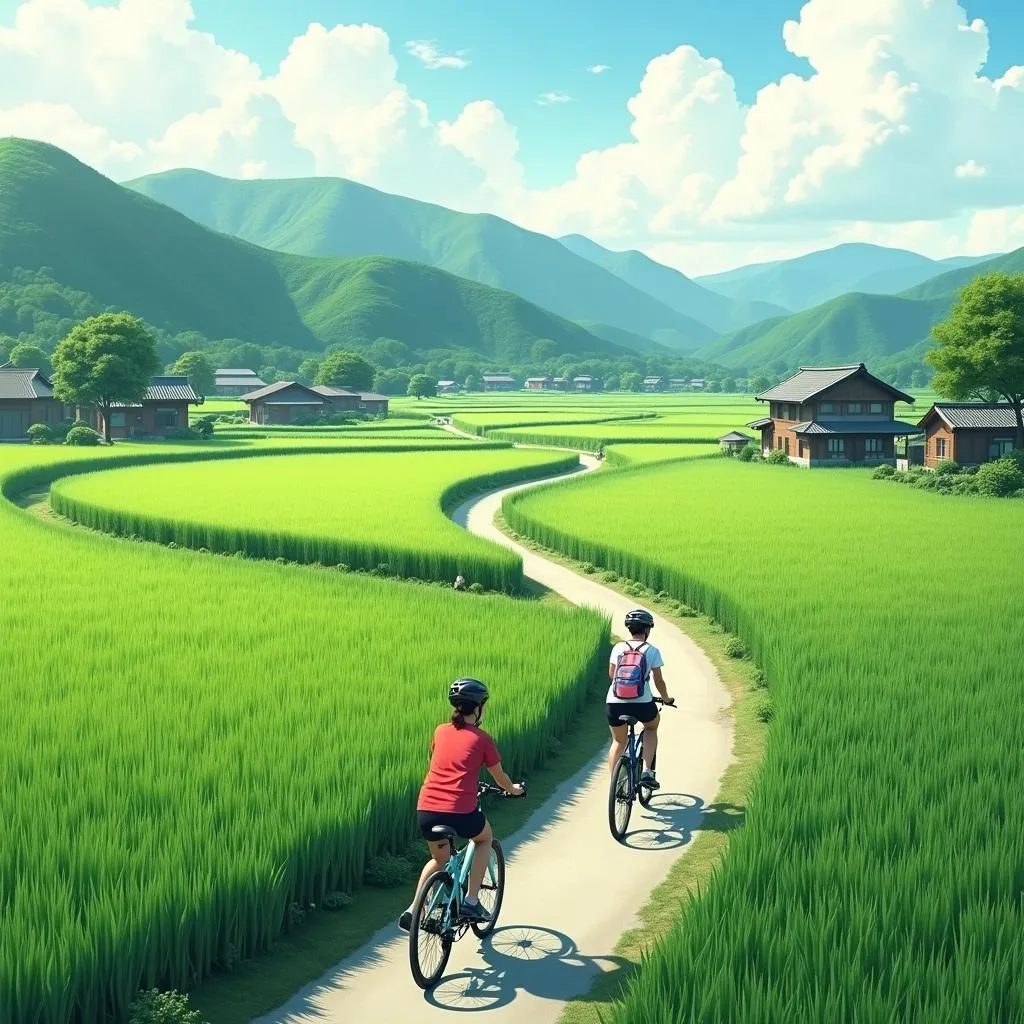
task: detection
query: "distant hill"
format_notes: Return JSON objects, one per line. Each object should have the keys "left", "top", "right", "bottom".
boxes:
{"left": 694, "top": 242, "right": 997, "bottom": 311}
{"left": 0, "top": 138, "right": 630, "bottom": 363}
{"left": 125, "top": 168, "right": 717, "bottom": 351}
{"left": 898, "top": 247, "right": 1024, "bottom": 301}
{"left": 558, "top": 233, "right": 788, "bottom": 331}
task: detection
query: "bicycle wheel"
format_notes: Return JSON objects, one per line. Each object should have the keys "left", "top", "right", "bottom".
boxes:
{"left": 638, "top": 752, "right": 658, "bottom": 808}
{"left": 608, "top": 755, "right": 633, "bottom": 841}
{"left": 409, "top": 871, "right": 454, "bottom": 989}
{"left": 472, "top": 839, "right": 505, "bottom": 938}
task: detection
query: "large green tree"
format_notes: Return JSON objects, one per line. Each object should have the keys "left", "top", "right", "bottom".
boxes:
{"left": 169, "top": 350, "right": 214, "bottom": 397}
{"left": 928, "top": 272, "right": 1024, "bottom": 449}
{"left": 52, "top": 313, "right": 160, "bottom": 444}
{"left": 8, "top": 343, "right": 52, "bottom": 375}
{"left": 315, "top": 350, "right": 376, "bottom": 391}
{"left": 407, "top": 374, "right": 436, "bottom": 400}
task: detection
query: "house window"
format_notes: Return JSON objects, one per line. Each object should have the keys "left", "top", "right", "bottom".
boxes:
{"left": 989, "top": 438, "right": 1014, "bottom": 459}
{"left": 936, "top": 437, "right": 947, "bottom": 459}
{"left": 865, "top": 438, "right": 884, "bottom": 455}
{"left": 827, "top": 438, "right": 845, "bottom": 456}
{"left": 869, "top": 402, "right": 884, "bottom": 414}
{"left": 819, "top": 401, "right": 835, "bottom": 415}
{"left": 783, "top": 437, "right": 790, "bottom": 454}
{"left": 155, "top": 408, "right": 178, "bottom": 428}
{"left": 110, "top": 412, "right": 127, "bottom": 428}
{"left": 848, "top": 402, "right": 863, "bottom": 415}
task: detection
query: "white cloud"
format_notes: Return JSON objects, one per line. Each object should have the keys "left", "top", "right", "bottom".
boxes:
{"left": 405, "top": 39, "right": 469, "bottom": 70}
{"left": 537, "top": 91, "right": 572, "bottom": 106}
{"left": 587, "top": 64, "right": 611, "bottom": 74}
{"left": 954, "top": 159, "right": 987, "bottom": 178}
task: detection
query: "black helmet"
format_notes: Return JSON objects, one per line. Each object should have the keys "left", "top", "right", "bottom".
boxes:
{"left": 449, "top": 677, "right": 489, "bottom": 710}
{"left": 625, "top": 608, "right": 655, "bottom": 631}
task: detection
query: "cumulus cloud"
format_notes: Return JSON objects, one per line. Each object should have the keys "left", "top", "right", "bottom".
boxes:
{"left": 405, "top": 39, "right": 469, "bottom": 70}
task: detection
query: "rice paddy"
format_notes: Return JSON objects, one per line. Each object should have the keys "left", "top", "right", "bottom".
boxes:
{"left": 0, "top": 438, "right": 607, "bottom": 1022}
{"left": 505, "top": 456, "right": 1024, "bottom": 1021}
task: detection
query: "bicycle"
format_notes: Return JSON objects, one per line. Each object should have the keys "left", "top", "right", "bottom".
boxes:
{"left": 608, "top": 698, "right": 674, "bottom": 842}
{"left": 409, "top": 781, "right": 526, "bottom": 989}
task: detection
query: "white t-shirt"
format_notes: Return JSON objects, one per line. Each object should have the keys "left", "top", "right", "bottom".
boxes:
{"left": 607, "top": 640, "right": 665, "bottom": 704}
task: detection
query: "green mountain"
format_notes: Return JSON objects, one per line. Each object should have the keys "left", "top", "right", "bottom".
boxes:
{"left": 899, "top": 247, "right": 1024, "bottom": 301}
{"left": 125, "top": 168, "right": 716, "bottom": 351}
{"left": 694, "top": 242, "right": 996, "bottom": 312}
{"left": 0, "top": 138, "right": 630, "bottom": 364}
{"left": 559, "top": 233, "right": 789, "bottom": 331}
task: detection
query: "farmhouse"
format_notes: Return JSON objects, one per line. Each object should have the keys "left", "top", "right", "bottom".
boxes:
{"left": 643, "top": 376, "right": 666, "bottom": 392}
{"left": 0, "top": 368, "right": 66, "bottom": 439}
{"left": 552, "top": 377, "right": 569, "bottom": 391}
{"left": 482, "top": 373, "right": 516, "bottom": 392}
{"left": 91, "top": 376, "right": 201, "bottom": 439}
{"left": 311, "top": 384, "right": 361, "bottom": 412}
{"left": 719, "top": 431, "right": 754, "bottom": 453}
{"left": 437, "top": 380, "right": 462, "bottom": 394}
{"left": 215, "top": 368, "right": 265, "bottom": 396}
{"left": 689, "top": 378, "right": 707, "bottom": 390}
{"left": 525, "top": 376, "right": 553, "bottom": 390}
{"left": 574, "top": 375, "right": 601, "bottom": 392}
{"left": 242, "top": 381, "right": 328, "bottom": 424}
{"left": 668, "top": 378, "right": 689, "bottom": 391}
{"left": 356, "top": 391, "right": 390, "bottom": 415}
{"left": 748, "top": 364, "right": 919, "bottom": 467}
{"left": 917, "top": 404, "right": 1023, "bottom": 468}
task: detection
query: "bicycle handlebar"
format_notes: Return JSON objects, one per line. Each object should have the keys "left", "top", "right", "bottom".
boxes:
{"left": 654, "top": 697, "right": 677, "bottom": 708}
{"left": 478, "top": 782, "right": 527, "bottom": 798}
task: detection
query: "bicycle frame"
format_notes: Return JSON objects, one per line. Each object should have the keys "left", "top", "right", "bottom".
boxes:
{"left": 423, "top": 837, "right": 476, "bottom": 927}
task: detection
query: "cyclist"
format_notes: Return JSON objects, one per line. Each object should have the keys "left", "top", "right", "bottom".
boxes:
{"left": 399, "top": 678, "right": 524, "bottom": 932}
{"left": 608, "top": 609, "right": 675, "bottom": 789}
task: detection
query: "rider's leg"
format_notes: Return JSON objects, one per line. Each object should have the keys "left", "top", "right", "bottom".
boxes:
{"left": 608, "top": 723, "right": 628, "bottom": 774}
{"left": 465, "top": 820, "right": 494, "bottom": 902}
{"left": 413, "top": 838, "right": 451, "bottom": 901}
{"left": 641, "top": 713, "right": 661, "bottom": 773}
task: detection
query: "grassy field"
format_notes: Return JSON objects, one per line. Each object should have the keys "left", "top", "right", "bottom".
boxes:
{"left": 505, "top": 457, "right": 1024, "bottom": 1022}
{"left": 0, "top": 439, "right": 607, "bottom": 1023}
{"left": 605, "top": 443, "right": 721, "bottom": 465}
{"left": 51, "top": 448, "right": 577, "bottom": 591}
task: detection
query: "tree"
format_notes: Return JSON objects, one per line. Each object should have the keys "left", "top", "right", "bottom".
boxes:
{"left": 620, "top": 371, "right": 642, "bottom": 392}
{"left": 224, "top": 342, "right": 264, "bottom": 371}
{"left": 750, "top": 374, "right": 771, "bottom": 394}
{"left": 928, "top": 272, "right": 1024, "bottom": 449}
{"left": 464, "top": 373, "right": 481, "bottom": 391}
{"left": 532, "top": 338, "right": 558, "bottom": 364}
{"left": 910, "top": 369, "right": 929, "bottom": 389}
{"left": 52, "top": 313, "right": 160, "bottom": 444}
{"left": 315, "top": 350, "right": 376, "bottom": 390}
{"left": 706, "top": 379, "right": 722, "bottom": 393}
{"left": 721, "top": 376, "right": 736, "bottom": 393}
{"left": 9, "top": 342, "right": 52, "bottom": 375}
{"left": 374, "top": 369, "right": 411, "bottom": 395}
{"left": 296, "top": 358, "right": 321, "bottom": 385}
{"left": 170, "top": 351, "right": 214, "bottom": 397}
{"left": 407, "top": 374, "right": 436, "bottom": 399}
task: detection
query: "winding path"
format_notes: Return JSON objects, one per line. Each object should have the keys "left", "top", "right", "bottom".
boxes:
{"left": 254, "top": 455, "right": 733, "bottom": 1023}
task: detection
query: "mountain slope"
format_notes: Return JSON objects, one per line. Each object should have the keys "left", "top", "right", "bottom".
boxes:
{"left": 696, "top": 292, "right": 951, "bottom": 370}
{"left": 558, "top": 233, "right": 789, "bottom": 332}
{"left": 899, "top": 246, "right": 1024, "bottom": 301}
{"left": 125, "top": 168, "right": 717, "bottom": 351}
{"left": 694, "top": 243, "right": 995, "bottom": 312}
{"left": 0, "top": 138, "right": 626, "bottom": 362}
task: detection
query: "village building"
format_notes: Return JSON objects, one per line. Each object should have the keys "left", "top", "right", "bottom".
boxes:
{"left": 355, "top": 391, "right": 390, "bottom": 415}
{"left": 482, "top": 373, "right": 517, "bottom": 392}
{"left": 719, "top": 431, "right": 754, "bottom": 454}
{"left": 215, "top": 368, "right": 265, "bottom": 396}
{"left": 573, "top": 375, "right": 601, "bottom": 392}
{"left": 310, "top": 384, "right": 361, "bottom": 412}
{"left": 916, "top": 404, "right": 1022, "bottom": 468}
{"left": 437, "top": 380, "right": 462, "bottom": 394}
{"left": 525, "top": 376, "right": 554, "bottom": 390}
{"left": 668, "top": 378, "right": 689, "bottom": 391}
{"left": 0, "top": 368, "right": 66, "bottom": 440}
{"left": 89, "top": 376, "right": 202, "bottom": 439}
{"left": 643, "top": 376, "right": 666, "bottom": 392}
{"left": 748, "top": 364, "right": 919, "bottom": 467}
{"left": 689, "top": 379, "right": 707, "bottom": 390}
{"left": 552, "top": 377, "right": 569, "bottom": 391}
{"left": 243, "top": 381, "right": 388, "bottom": 423}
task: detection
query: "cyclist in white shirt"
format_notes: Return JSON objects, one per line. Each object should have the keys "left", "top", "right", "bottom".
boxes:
{"left": 607, "top": 609, "right": 675, "bottom": 789}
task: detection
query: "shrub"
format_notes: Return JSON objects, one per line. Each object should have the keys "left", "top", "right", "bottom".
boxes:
{"left": 26, "top": 423, "right": 54, "bottom": 445}
{"left": 934, "top": 459, "right": 961, "bottom": 476}
{"left": 737, "top": 442, "right": 759, "bottom": 463}
{"left": 766, "top": 447, "right": 791, "bottom": 465}
{"left": 580, "top": 562, "right": 596, "bottom": 574}
{"left": 872, "top": 463, "right": 896, "bottom": 479}
{"left": 975, "top": 457, "right": 1024, "bottom": 497}
{"left": 468, "top": 582, "right": 484, "bottom": 594}
{"left": 724, "top": 637, "right": 748, "bottom": 659}
{"left": 164, "top": 427, "right": 202, "bottom": 442}
{"left": 752, "top": 668, "right": 768, "bottom": 690}
{"left": 64, "top": 425, "right": 100, "bottom": 446}
{"left": 191, "top": 418, "right": 214, "bottom": 439}
{"left": 755, "top": 695, "right": 775, "bottom": 723}
{"left": 952, "top": 478, "right": 980, "bottom": 495}
{"left": 365, "top": 853, "right": 413, "bottom": 888}
{"left": 129, "top": 989, "right": 207, "bottom": 1024}
{"left": 323, "top": 891, "right": 355, "bottom": 912}
{"left": 601, "top": 570, "right": 619, "bottom": 582}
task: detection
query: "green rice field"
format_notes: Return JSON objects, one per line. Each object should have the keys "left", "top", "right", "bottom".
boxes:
{"left": 0, "top": 439, "right": 606, "bottom": 1022}
{"left": 505, "top": 457, "right": 1024, "bottom": 1021}
{"left": 51, "top": 448, "right": 577, "bottom": 591}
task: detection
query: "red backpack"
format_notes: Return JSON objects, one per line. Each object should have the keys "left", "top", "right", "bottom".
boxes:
{"left": 612, "top": 642, "right": 649, "bottom": 700}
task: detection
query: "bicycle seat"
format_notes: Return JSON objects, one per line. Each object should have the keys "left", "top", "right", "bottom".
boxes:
{"left": 429, "top": 825, "right": 459, "bottom": 841}
{"left": 617, "top": 715, "right": 639, "bottom": 726}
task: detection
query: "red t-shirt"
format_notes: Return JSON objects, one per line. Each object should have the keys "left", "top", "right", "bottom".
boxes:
{"left": 417, "top": 723, "right": 501, "bottom": 814}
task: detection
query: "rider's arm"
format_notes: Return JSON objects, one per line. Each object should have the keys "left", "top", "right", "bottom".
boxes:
{"left": 486, "top": 761, "right": 524, "bottom": 796}
{"left": 651, "top": 667, "right": 675, "bottom": 705}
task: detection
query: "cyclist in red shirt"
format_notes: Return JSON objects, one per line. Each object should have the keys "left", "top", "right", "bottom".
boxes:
{"left": 399, "top": 678, "right": 524, "bottom": 932}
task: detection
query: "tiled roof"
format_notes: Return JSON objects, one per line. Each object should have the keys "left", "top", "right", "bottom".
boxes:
{"left": 791, "top": 419, "right": 922, "bottom": 436}
{"left": 747, "top": 417, "right": 773, "bottom": 429}
{"left": 242, "top": 381, "right": 324, "bottom": 403}
{"left": 0, "top": 368, "right": 54, "bottom": 399}
{"left": 720, "top": 431, "right": 754, "bottom": 442}
{"left": 311, "top": 385, "right": 359, "bottom": 398}
{"left": 145, "top": 377, "right": 199, "bottom": 402}
{"left": 216, "top": 368, "right": 262, "bottom": 377}
{"left": 922, "top": 403, "right": 1020, "bottom": 430}
{"left": 358, "top": 392, "right": 389, "bottom": 402}
{"left": 757, "top": 364, "right": 914, "bottom": 404}
{"left": 483, "top": 373, "right": 515, "bottom": 381}
{"left": 217, "top": 376, "right": 266, "bottom": 387}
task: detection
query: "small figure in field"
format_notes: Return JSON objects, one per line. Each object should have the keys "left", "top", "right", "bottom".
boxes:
{"left": 453, "top": 574, "right": 467, "bottom": 591}
{"left": 607, "top": 609, "right": 675, "bottom": 789}
{"left": 399, "top": 679, "right": 524, "bottom": 932}
{"left": 596, "top": 446, "right": 605, "bottom": 461}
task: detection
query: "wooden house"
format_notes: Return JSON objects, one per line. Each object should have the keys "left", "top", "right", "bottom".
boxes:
{"left": 573, "top": 375, "right": 600, "bottom": 392}
{"left": 719, "top": 431, "right": 754, "bottom": 453}
{"left": 215, "top": 368, "right": 265, "bottom": 396}
{"left": 525, "top": 376, "right": 554, "bottom": 390}
{"left": 243, "top": 381, "right": 328, "bottom": 424}
{"left": 917, "top": 404, "right": 1022, "bottom": 468}
{"left": 643, "top": 376, "right": 666, "bottom": 392}
{"left": 437, "top": 380, "right": 462, "bottom": 394}
{"left": 0, "top": 368, "right": 66, "bottom": 440}
{"left": 748, "top": 364, "right": 919, "bottom": 467}
{"left": 482, "top": 373, "right": 516, "bottom": 392}
{"left": 311, "top": 385, "right": 361, "bottom": 412}
{"left": 91, "top": 376, "right": 201, "bottom": 438}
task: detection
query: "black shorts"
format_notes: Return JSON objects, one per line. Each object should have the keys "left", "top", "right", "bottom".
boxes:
{"left": 417, "top": 809, "right": 487, "bottom": 842}
{"left": 606, "top": 700, "right": 659, "bottom": 727}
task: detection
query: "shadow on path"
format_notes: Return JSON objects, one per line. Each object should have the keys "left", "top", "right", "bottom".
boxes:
{"left": 425, "top": 925, "right": 629, "bottom": 1012}
{"left": 623, "top": 793, "right": 745, "bottom": 852}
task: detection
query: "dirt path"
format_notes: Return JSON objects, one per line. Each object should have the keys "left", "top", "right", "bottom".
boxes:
{"left": 254, "top": 456, "right": 733, "bottom": 1023}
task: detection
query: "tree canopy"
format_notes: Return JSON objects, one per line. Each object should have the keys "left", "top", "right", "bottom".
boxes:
{"left": 315, "top": 350, "right": 375, "bottom": 391}
{"left": 929, "top": 272, "right": 1024, "bottom": 447}
{"left": 169, "top": 350, "right": 214, "bottom": 397}
{"left": 8, "top": 342, "right": 52, "bottom": 375}
{"left": 52, "top": 313, "right": 160, "bottom": 443}
{"left": 407, "top": 373, "right": 436, "bottom": 399}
